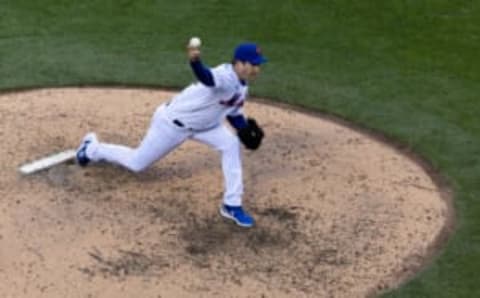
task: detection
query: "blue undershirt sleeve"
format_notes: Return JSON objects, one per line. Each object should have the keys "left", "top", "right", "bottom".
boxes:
{"left": 227, "top": 114, "right": 248, "bottom": 130}
{"left": 190, "top": 59, "right": 215, "bottom": 87}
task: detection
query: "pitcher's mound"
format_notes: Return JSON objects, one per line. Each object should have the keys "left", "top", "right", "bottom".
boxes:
{"left": 0, "top": 88, "right": 452, "bottom": 297}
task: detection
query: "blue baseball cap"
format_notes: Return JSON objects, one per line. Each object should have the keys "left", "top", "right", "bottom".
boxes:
{"left": 233, "top": 43, "right": 267, "bottom": 65}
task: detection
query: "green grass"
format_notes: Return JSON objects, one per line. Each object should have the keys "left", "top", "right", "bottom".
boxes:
{"left": 1, "top": 0, "right": 480, "bottom": 296}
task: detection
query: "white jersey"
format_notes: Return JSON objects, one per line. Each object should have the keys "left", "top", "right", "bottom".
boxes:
{"left": 163, "top": 63, "right": 248, "bottom": 130}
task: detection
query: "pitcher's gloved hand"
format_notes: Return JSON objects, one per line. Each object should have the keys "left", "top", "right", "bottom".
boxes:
{"left": 238, "top": 118, "right": 264, "bottom": 150}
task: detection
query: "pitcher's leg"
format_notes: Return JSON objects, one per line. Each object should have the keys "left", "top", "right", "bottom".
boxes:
{"left": 194, "top": 126, "right": 255, "bottom": 227}
{"left": 192, "top": 126, "right": 243, "bottom": 206}
{"left": 220, "top": 139, "right": 243, "bottom": 206}
{"left": 83, "top": 110, "right": 189, "bottom": 172}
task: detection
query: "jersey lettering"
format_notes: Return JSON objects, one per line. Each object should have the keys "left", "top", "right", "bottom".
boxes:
{"left": 220, "top": 93, "right": 243, "bottom": 107}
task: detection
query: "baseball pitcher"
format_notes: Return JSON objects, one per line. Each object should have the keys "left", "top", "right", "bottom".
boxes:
{"left": 76, "top": 40, "right": 267, "bottom": 228}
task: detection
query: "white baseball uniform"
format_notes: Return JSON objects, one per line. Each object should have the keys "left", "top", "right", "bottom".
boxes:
{"left": 86, "top": 63, "right": 248, "bottom": 206}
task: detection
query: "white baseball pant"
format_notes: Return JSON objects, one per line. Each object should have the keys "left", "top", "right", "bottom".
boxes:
{"left": 88, "top": 106, "right": 243, "bottom": 207}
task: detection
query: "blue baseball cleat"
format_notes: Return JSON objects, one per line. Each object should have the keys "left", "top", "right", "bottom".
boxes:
{"left": 76, "top": 133, "right": 97, "bottom": 167}
{"left": 219, "top": 204, "right": 255, "bottom": 228}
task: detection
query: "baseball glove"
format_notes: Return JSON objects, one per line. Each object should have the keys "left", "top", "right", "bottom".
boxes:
{"left": 238, "top": 118, "right": 264, "bottom": 150}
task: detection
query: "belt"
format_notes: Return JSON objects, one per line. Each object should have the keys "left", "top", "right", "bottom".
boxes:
{"left": 172, "top": 119, "right": 218, "bottom": 133}
{"left": 172, "top": 119, "right": 197, "bottom": 132}
{"left": 173, "top": 119, "right": 185, "bottom": 128}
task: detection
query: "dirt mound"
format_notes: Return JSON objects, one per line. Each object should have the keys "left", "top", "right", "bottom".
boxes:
{"left": 0, "top": 88, "right": 451, "bottom": 297}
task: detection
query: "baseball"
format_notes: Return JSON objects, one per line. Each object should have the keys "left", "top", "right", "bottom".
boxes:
{"left": 188, "top": 37, "right": 201, "bottom": 48}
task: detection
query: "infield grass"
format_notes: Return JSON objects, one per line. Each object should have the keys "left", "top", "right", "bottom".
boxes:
{"left": 1, "top": 0, "right": 480, "bottom": 297}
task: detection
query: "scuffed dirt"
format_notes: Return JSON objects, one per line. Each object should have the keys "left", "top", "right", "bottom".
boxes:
{"left": 0, "top": 88, "right": 452, "bottom": 297}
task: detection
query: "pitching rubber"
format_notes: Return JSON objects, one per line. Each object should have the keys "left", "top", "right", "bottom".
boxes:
{"left": 19, "top": 149, "right": 76, "bottom": 175}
